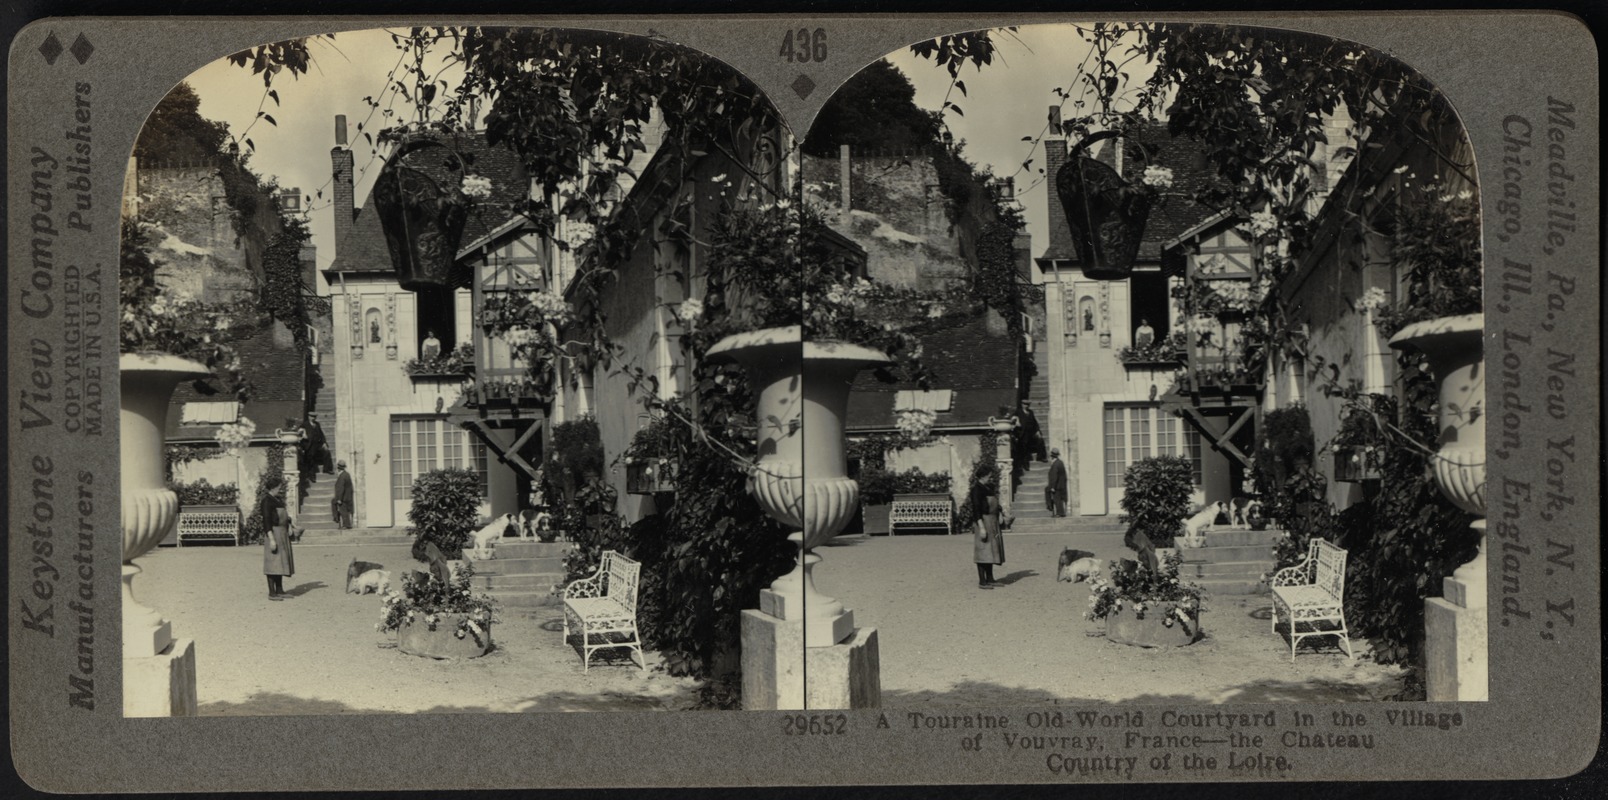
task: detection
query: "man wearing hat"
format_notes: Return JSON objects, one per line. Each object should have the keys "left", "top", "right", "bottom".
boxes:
{"left": 333, "top": 460, "right": 356, "bottom": 529}
{"left": 306, "top": 413, "right": 332, "bottom": 475}
{"left": 1046, "top": 447, "right": 1069, "bottom": 518}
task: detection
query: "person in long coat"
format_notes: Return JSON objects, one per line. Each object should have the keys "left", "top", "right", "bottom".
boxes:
{"left": 1046, "top": 447, "right": 1069, "bottom": 517}
{"left": 306, "top": 414, "right": 332, "bottom": 475}
{"left": 970, "top": 469, "right": 1005, "bottom": 587}
{"left": 332, "top": 460, "right": 355, "bottom": 530}
{"left": 1018, "top": 402, "right": 1047, "bottom": 462}
{"left": 260, "top": 476, "right": 296, "bottom": 599}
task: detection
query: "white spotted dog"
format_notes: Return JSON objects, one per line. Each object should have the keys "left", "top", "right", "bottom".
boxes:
{"left": 1181, "top": 503, "right": 1220, "bottom": 548}
{"left": 352, "top": 569, "right": 392, "bottom": 595}
{"left": 469, "top": 513, "right": 519, "bottom": 560}
{"left": 1056, "top": 549, "right": 1101, "bottom": 583}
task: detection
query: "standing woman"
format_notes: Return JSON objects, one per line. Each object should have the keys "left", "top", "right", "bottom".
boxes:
{"left": 970, "top": 468, "right": 1005, "bottom": 587}
{"left": 260, "top": 476, "right": 296, "bottom": 599}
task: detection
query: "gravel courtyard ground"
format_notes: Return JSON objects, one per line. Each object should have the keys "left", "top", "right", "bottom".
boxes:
{"left": 134, "top": 530, "right": 1408, "bottom": 716}
{"left": 814, "top": 532, "right": 1411, "bottom": 707}
{"left": 132, "top": 542, "right": 700, "bottom": 716}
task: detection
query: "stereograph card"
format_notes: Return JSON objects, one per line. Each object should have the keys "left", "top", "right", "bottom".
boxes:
{"left": 4, "top": 10, "right": 1600, "bottom": 791}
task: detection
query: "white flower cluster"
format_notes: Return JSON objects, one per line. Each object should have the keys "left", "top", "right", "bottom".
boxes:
{"left": 1247, "top": 210, "right": 1279, "bottom": 238}
{"left": 460, "top": 174, "right": 494, "bottom": 200}
{"left": 895, "top": 408, "right": 936, "bottom": 441}
{"left": 214, "top": 416, "right": 257, "bottom": 452}
{"left": 528, "top": 289, "right": 574, "bottom": 326}
{"left": 1357, "top": 286, "right": 1390, "bottom": 314}
{"left": 502, "top": 327, "right": 538, "bottom": 348}
{"left": 675, "top": 298, "right": 704, "bottom": 328}
{"left": 1141, "top": 165, "right": 1175, "bottom": 189}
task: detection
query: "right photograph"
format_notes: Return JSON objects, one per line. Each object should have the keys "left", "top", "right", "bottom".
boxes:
{"left": 797, "top": 22, "right": 1485, "bottom": 707}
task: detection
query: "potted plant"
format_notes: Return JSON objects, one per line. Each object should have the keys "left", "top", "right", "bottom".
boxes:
{"left": 377, "top": 563, "right": 498, "bottom": 659}
{"left": 1055, "top": 130, "right": 1173, "bottom": 280}
{"left": 1086, "top": 551, "right": 1205, "bottom": 647}
{"left": 625, "top": 415, "right": 677, "bottom": 495}
{"left": 1331, "top": 401, "right": 1385, "bottom": 483}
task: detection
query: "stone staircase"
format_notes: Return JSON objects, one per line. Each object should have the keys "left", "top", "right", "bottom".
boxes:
{"left": 1176, "top": 527, "right": 1279, "bottom": 595}
{"left": 469, "top": 540, "right": 569, "bottom": 608}
{"left": 297, "top": 372, "right": 342, "bottom": 533}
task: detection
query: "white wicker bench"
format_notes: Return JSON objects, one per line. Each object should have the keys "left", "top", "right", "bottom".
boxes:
{"left": 890, "top": 493, "right": 953, "bottom": 535}
{"left": 176, "top": 506, "right": 241, "bottom": 546}
{"left": 1270, "top": 539, "right": 1353, "bottom": 661}
{"left": 562, "top": 550, "right": 645, "bottom": 672}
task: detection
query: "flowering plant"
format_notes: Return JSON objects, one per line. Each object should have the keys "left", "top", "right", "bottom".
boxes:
{"left": 1372, "top": 182, "right": 1481, "bottom": 338}
{"left": 404, "top": 341, "right": 476, "bottom": 376}
{"left": 894, "top": 408, "right": 937, "bottom": 442}
{"left": 214, "top": 416, "right": 258, "bottom": 452}
{"left": 120, "top": 221, "right": 260, "bottom": 397}
{"left": 376, "top": 561, "right": 498, "bottom": 641}
{"left": 1086, "top": 550, "right": 1205, "bottom": 628}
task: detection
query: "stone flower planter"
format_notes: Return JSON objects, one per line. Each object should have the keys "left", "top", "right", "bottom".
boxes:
{"left": 1104, "top": 603, "right": 1202, "bottom": 648}
{"left": 397, "top": 613, "right": 494, "bottom": 659}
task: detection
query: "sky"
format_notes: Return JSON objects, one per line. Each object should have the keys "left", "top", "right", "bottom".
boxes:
{"left": 177, "top": 24, "right": 1133, "bottom": 275}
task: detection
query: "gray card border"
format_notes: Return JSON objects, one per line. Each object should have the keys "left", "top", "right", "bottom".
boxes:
{"left": 6, "top": 11, "right": 1601, "bottom": 791}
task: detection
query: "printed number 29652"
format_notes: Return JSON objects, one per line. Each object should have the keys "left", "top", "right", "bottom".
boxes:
{"left": 783, "top": 714, "right": 848, "bottom": 735}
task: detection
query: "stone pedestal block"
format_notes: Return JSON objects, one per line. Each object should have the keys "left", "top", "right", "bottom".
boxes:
{"left": 742, "top": 611, "right": 881, "bottom": 710}
{"left": 1424, "top": 588, "right": 1488, "bottom": 702}
{"left": 124, "top": 638, "right": 198, "bottom": 717}
{"left": 742, "top": 609, "right": 805, "bottom": 710}
{"left": 804, "top": 626, "right": 881, "bottom": 709}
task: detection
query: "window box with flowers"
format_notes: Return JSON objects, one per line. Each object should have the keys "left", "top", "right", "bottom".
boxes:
{"left": 1117, "top": 331, "right": 1187, "bottom": 369}
{"left": 404, "top": 341, "right": 475, "bottom": 380}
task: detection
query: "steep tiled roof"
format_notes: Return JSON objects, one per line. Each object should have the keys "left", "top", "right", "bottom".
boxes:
{"left": 167, "top": 317, "right": 306, "bottom": 441}
{"left": 1041, "top": 124, "right": 1225, "bottom": 264}
{"left": 846, "top": 309, "right": 1018, "bottom": 432}
{"left": 328, "top": 134, "right": 529, "bottom": 275}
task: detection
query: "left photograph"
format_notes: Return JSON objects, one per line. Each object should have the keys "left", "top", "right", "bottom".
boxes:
{"left": 120, "top": 27, "right": 800, "bottom": 716}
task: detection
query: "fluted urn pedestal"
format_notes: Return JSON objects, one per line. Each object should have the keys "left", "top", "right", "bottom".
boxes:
{"left": 711, "top": 327, "right": 886, "bottom": 709}
{"left": 1390, "top": 314, "right": 1486, "bottom": 702}
{"left": 121, "top": 353, "right": 210, "bottom": 716}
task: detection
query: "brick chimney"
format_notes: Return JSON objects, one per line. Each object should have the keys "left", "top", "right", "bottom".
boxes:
{"left": 1043, "top": 105, "right": 1075, "bottom": 259}
{"left": 331, "top": 115, "right": 355, "bottom": 255}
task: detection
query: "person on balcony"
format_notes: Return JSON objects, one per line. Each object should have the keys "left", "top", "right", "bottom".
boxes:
{"left": 420, "top": 329, "right": 442, "bottom": 361}
{"left": 1134, "top": 318, "right": 1155, "bottom": 349}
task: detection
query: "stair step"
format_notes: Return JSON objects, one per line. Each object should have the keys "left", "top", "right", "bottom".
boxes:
{"left": 468, "top": 555, "right": 569, "bottom": 574}
{"left": 1198, "top": 528, "right": 1285, "bottom": 547}
{"left": 1179, "top": 560, "right": 1275, "bottom": 577}
{"left": 1179, "top": 544, "right": 1276, "bottom": 563}
{"left": 488, "top": 589, "right": 563, "bottom": 608}
{"left": 471, "top": 572, "right": 564, "bottom": 590}
{"left": 1194, "top": 577, "right": 1269, "bottom": 596}
{"left": 488, "top": 541, "right": 575, "bottom": 559}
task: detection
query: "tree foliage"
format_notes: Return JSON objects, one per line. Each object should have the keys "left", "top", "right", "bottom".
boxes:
{"left": 803, "top": 60, "right": 942, "bottom": 157}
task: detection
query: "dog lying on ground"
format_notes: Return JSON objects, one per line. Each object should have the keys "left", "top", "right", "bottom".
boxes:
{"left": 1056, "top": 548, "right": 1101, "bottom": 583}
{"left": 346, "top": 559, "right": 385, "bottom": 594}
{"left": 469, "top": 513, "right": 519, "bottom": 560}
{"left": 351, "top": 569, "right": 392, "bottom": 594}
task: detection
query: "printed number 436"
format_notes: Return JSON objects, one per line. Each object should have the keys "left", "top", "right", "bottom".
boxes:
{"left": 780, "top": 28, "right": 827, "bottom": 63}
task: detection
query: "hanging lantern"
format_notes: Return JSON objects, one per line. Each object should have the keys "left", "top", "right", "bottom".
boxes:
{"left": 1056, "top": 130, "right": 1153, "bottom": 280}
{"left": 371, "top": 134, "right": 470, "bottom": 292}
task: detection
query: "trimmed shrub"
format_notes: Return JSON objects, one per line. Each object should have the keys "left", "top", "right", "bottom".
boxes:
{"left": 1118, "top": 455, "right": 1195, "bottom": 548}
{"left": 407, "top": 468, "right": 486, "bottom": 560}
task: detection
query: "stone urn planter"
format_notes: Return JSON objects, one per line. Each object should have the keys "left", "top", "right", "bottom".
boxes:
{"left": 1104, "top": 603, "right": 1202, "bottom": 647}
{"left": 1055, "top": 130, "right": 1154, "bottom": 280}
{"left": 371, "top": 134, "right": 471, "bottom": 292}
{"left": 707, "top": 326, "right": 890, "bottom": 647}
{"left": 397, "top": 614, "right": 494, "bottom": 659}
{"left": 121, "top": 353, "right": 212, "bottom": 659}
{"left": 1390, "top": 312, "right": 1486, "bottom": 701}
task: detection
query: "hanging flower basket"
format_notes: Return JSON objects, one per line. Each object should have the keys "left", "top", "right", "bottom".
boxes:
{"left": 625, "top": 457, "right": 675, "bottom": 495}
{"left": 1332, "top": 445, "right": 1382, "bottom": 483}
{"left": 1055, "top": 130, "right": 1154, "bottom": 280}
{"left": 371, "top": 134, "right": 471, "bottom": 292}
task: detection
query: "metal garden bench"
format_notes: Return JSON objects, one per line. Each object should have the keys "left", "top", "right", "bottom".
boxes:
{"left": 562, "top": 550, "right": 645, "bottom": 672}
{"left": 1270, "top": 539, "right": 1353, "bottom": 661}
